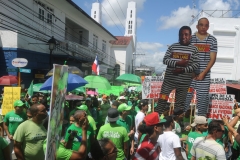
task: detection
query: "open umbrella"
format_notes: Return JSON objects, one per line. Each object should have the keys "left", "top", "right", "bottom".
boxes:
{"left": 32, "top": 83, "right": 49, "bottom": 93}
{"left": 40, "top": 74, "right": 88, "bottom": 92}
{"left": 87, "top": 90, "right": 98, "bottom": 95}
{"left": 84, "top": 75, "right": 111, "bottom": 90}
{"left": 72, "top": 86, "right": 86, "bottom": 93}
{"left": 0, "top": 75, "right": 18, "bottom": 85}
{"left": 116, "top": 74, "right": 141, "bottom": 84}
{"left": 46, "top": 66, "right": 84, "bottom": 77}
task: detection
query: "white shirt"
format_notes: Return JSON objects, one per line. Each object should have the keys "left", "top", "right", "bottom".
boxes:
{"left": 157, "top": 131, "right": 181, "bottom": 160}
{"left": 134, "top": 111, "right": 145, "bottom": 140}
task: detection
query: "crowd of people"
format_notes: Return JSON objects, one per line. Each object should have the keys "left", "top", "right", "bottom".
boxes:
{"left": 0, "top": 17, "right": 240, "bottom": 160}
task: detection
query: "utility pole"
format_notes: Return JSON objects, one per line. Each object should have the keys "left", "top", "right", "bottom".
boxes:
{"left": 132, "top": 54, "right": 145, "bottom": 74}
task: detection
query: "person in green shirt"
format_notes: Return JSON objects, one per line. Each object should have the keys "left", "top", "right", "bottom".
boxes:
{"left": 0, "top": 136, "right": 11, "bottom": 160}
{"left": 97, "top": 108, "right": 129, "bottom": 160}
{"left": 100, "top": 97, "right": 111, "bottom": 125}
{"left": 186, "top": 116, "right": 208, "bottom": 160}
{"left": 65, "top": 110, "right": 94, "bottom": 155}
{"left": 117, "top": 103, "right": 135, "bottom": 157}
{"left": 43, "top": 115, "right": 89, "bottom": 160}
{"left": 3, "top": 100, "right": 27, "bottom": 153}
{"left": 77, "top": 105, "right": 97, "bottom": 135}
{"left": 14, "top": 103, "right": 48, "bottom": 160}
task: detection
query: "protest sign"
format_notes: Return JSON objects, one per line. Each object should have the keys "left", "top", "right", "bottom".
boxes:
{"left": 2, "top": 87, "right": 21, "bottom": 115}
{"left": 167, "top": 89, "right": 197, "bottom": 105}
{"left": 209, "top": 78, "right": 227, "bottom": 94}
{"left": 207, "top": 94, "right": 235, "bottom": 120}
{"left": 45, "top": 64, "right": 68, "bottom": 160}
{"left": 142, "top": 76, "right": 164, "bottom": 99}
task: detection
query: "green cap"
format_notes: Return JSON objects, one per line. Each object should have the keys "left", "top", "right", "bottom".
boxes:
{"left": 14, "top": 100, "right": 24, "bottom": 107}
{"left": 77, "top": 105, "right": 91, "bottom": 115}
{"left": 77, "top": 105, "right": 88, "bottom": 111}
{"left": 118, "top": 103, "right": 132, "bottom": 112}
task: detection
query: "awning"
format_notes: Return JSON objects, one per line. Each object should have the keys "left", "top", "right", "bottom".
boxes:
{"left": 226, "top": 83, "right": 240, "bottom": 90}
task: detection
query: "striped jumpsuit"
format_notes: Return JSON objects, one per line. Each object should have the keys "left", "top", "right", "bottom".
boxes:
{"left": 155, "top": 43, "right": 199, "bottom": 115}
{"left": 184, "top": 34, "right": 217, "bottom": 116}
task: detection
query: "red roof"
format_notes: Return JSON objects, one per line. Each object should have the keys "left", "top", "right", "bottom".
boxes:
{"left": 109, "top": 36, "right": 132, "bottom": 45}
{"left": 226, "top": 83, "right": 240, "bottom": 90}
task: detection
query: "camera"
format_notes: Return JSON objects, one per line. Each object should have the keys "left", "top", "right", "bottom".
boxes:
{"left": 68, "top": 130, "right": 82, "bottom": 142}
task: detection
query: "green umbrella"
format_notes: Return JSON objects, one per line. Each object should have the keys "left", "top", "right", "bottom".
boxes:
{"left": 84, "top": 75, "right": 111, "bottom": 90}
{"left": 33, "top": 83, "right": 49, "bottom": 93}
{"left": 98, "top": 85, "right": 124, "bottom": 96}
{"left": 72, "top": 86, "right": 86, "bottom": 93}
{"left": 135, "top": 85, "right": 142, "bottom": 92}
{"left": 116, "top": 74, "right": 141, "bottom": 84}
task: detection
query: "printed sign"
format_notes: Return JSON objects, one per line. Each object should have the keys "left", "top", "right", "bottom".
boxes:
{"left": 1, "top": 87, "right": 21, "bottom": 115}
{"left": 45, "top": 64, "right": 69, "bottom": 160}
{"left": 168, "top": 89, "right": 197, "bottom": 105}
{"left": 194, "top": 44, "right": 210, "bottom": 52}
{"left": 207, "top": 94, "right": 235, "bottom": 120}
{"left": 20, "top": 68, "right": 31, "bottom": 73}
{"left": 142, "top": 76, "right": 164, "bottom": 99}
{"left": 209, "top": 78, "right": 227, "bottom": 94}
{"left": 12, "top": 58, "right": 28, "bottom": 67}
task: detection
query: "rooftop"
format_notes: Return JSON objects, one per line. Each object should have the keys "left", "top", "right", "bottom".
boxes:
{"left": 109, "top": 36, "right": 133, "bottom": 45}
{"left": 190, "top": 10, "right": 240, "bottom": 25}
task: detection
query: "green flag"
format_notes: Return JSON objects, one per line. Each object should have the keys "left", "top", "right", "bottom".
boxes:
{"left": 27, "top": 81, "right": 33, "bottom": 96}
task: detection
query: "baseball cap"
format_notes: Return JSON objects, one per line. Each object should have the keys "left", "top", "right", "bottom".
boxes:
{"left": 144, "top": 112, "right": 166, "bottom": 126}
{"left": 77, "top": 105, "right": 91, "bottom": 115}
{"left": 107, "top": 108, "right": 119, "bottom": 122}
{"left": 14, "top": 100, "right": 24, "bottom": 107}
{"left": 173, "top": 108, "right": 184, "bottom": 116}
{"left": 118, "top": 103, "right": 132, "bottom": 112}
{"left": 139, "top": 99, "right": 148, "bottom": 106}
{"left": 191, "top": 116, "right": 208, "bottom": 127}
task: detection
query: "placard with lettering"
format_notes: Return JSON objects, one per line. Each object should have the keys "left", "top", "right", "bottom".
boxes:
{"left": 45, "top": 65, "right": 69, "bottom": 160}
{"left": 142, "top": 76, "right": 164, "bottom": 99}
{"left": 2, "top": 87, "right": 21, "bottom": 115}
{"left": 167, "top": 89, "right": 197, "bottom": 105}
{"left": 209, "top": 78, "right": 227, "bottom": 94}
{"left": 207, "top": 94, "right": 235, "bottom": 120}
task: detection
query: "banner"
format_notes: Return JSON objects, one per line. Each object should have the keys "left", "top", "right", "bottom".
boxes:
{"left": 142, "top": 76, "right": 164, "bottom": 99}
{"left": 209, "top": 78, "right": 227, "bottom": 94}
{"left": 167, "top": 89, "right": 197, "bottom": 105}
{"left": 207, "top": 94, "right": 235, "bottom": 120}
{"left": 45, "top": 65, "right": 69, "bottom": 160}
{"left": 2, "top": 87, "right": 21, "bottom": 115}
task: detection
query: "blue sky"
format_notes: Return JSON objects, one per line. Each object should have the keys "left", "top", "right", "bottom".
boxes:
{"left": 73, "top": 0, "right": 240, "bottom": 72}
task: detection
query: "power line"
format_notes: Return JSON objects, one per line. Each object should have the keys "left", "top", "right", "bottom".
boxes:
{"left": 116, "top": 0, "right": 126, "bottom": 19}
{"left": 3, "top": 0, "right": 121, "bottom": 67}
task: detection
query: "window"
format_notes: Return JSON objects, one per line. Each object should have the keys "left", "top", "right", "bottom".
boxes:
{"left": 47, "top": 13, "right": 52, "bottom": 23}
{"left": 79, "top": 31, "right": 83, "bottom": 45}
{"left": 94, "top": 11, "right": 96, "bottom": 18}
{"left": 128, "top": 21, "right": 132, "bottom": 34}
{"left": 115, "top": 64, "right": 120, "bottom": 76}
{"left": 102, "top": 40, "right": 106, "bottom": 53}
{"left": 93, "top": 35, "right": 98, "bottom": 49}
{"left": 39, "top": 8, "right": 44, "bottom": 21}
{"left": 130, "top": 10, "right": 132, "bottom": 18}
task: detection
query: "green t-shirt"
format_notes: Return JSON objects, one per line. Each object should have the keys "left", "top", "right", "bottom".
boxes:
{"left": 4, "top": 111, "right": 27, "bottom": 135}
{"left": 97, "top": 123, "right": 129, "bottom": 160}
{"left": 13, "top": 119, "right": 47, "bottom": 160}
{"left": 116, "top": 117, "right": 130, "bottom": 133}
{"left": 43, "top": 140, "right": 73, "bottom": 160}
{"left": 87, "top": 115, "right": 97, "bottom": 131}
{"left": 174, "top": 121, "right": 181, "bottom": 137}
{"left": 100, "top": 103, "right": 111, "bottom": 124}
{"left": 65, "top": 123, "right": 94, "bottom": 153}
{"left": 0, "top": 136, "right": 9, "bottom": 160}
{"left": 186, "top": 131, "right": 204, "bottom": 160}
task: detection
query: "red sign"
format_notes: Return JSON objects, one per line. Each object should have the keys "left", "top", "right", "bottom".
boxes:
{"left": 207, "top": 94, "right": 235, "bottom": 120}
{"left": 209, "top": 78, "right": 227, "bottom": 94}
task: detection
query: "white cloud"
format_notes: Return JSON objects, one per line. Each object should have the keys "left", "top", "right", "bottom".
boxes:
{"left": 199, "top": 0, "right": 231, "bottom": 17}
{"left": 158, "top": 5, "right": 197, "bottom": 30}
{"left": 101, "top": 0, "right": 145, "bottom": 28}
{"left": 135, "top": 42, "right": 166, "bottom": 73}
{"left": 228, "top": 0, "right": 240, "bottom": 9}
{"left": 158, "top": 0, "right": 234, "bottom": 30}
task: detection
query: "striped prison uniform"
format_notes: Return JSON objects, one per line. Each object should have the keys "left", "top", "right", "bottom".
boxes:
{"left": 184, "top": 34, "right": 217, "bottom": 116}
{"left": 155, "top": 43, "right": 199, "bottom": 115}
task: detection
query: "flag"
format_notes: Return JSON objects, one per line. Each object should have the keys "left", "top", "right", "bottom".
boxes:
{"left": 92, "top": 55, "right": 99, "bottom": 75}
{"left": 27, "top": 81, "right": 33, "bottom": 96}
